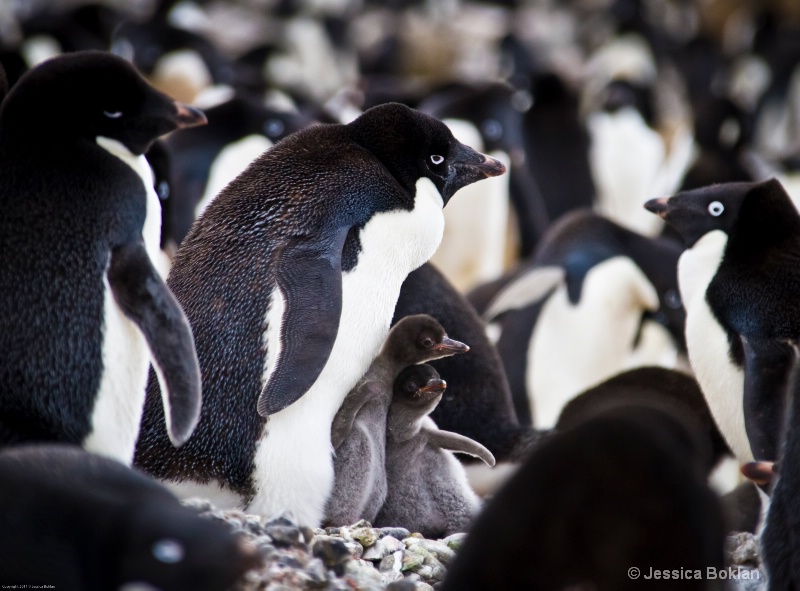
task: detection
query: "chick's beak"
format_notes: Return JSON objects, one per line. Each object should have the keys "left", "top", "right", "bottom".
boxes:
{"left": 434, "top": 336, "right": 470, "bottom": 355}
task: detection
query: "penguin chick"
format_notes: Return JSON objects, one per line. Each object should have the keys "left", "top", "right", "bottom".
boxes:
{"left": 440, "top": 405, "right": 725, "bottom": 591}
{"left": 0, "top": 444, "right": 261, "bottom": 591}
{"left": 374, "top": 365, "right": 495, "bottom": 538}
{"left": 325, "top": 314, "right": 469, "bottom": 527}
{"left": 645, "top": 178, "right": 800, "bottom": 464}
{"left": 0, "top": 51, "right": 206, "bottom": 463}
{"left": 134, "top": 102, "right": 505, "bottom": 527}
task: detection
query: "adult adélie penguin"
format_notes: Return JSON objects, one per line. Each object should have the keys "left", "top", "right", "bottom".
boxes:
{"left": 0, "top": 51, "right": 206, "bottom": 463}
{"left": 645, "top": 178, "right": 800, "bottom": 465}
{"left": 135, "top": 102, "right": 506, "bottom": 527}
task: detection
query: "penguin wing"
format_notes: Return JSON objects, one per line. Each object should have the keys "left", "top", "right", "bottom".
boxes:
{"left": 424, "top": 428, "right": 496, "bottom": 466}
{"left": 331, "top": 381, "right": 383, "bottom": 450}
{"left": 257, "top": 235, "right": 348, "bottom": 417}
{"left": 742, "top": 337, "right": 798, "bottom": 461}
{"left": 107, "top": 241, "right": 201, "bottom": 447}
{"left": 483, "top": 266, "right": 564, "bottom": 321}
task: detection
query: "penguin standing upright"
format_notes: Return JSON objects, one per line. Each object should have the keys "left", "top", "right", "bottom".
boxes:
{"left": 326, "top": 314, "right": 469, "bottom": 526}
{"left": 0, "top": 51, "right": 206, "bottom": 463}
{"left": 375, "top": 364, "right": 495, "bottom": 538}
{"left": 645, "top": 178, "right": 800, "bottom": 464}
{"left": 134, "top": 102, "right": 505, "bottom": 527}
{"left": 0, "top": 444, "right": 260, "bottom": 590}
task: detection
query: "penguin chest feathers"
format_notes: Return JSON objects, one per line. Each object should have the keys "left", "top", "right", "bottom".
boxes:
{"left": 249, "top": 176, "right": 446, "bottom": 526}
{"left": 679, "top": 229, "right": 750, "bottom": 461}
{"left": 82, "top": 137, "right": 162, "bottom": 464}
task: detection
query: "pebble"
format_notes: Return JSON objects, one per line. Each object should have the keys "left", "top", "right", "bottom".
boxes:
{"left": 184, "top": 500, "right": 764, "bottom": 590}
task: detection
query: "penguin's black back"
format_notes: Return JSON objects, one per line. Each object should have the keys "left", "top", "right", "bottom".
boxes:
{"left": 0, "top": 140, "right": 147, "bottom": 444}
{"left": 136, "top": 107, "right": 437, "bottom": 490}
{"left": 441, "top": 406, "right": 725, "bottom": 591}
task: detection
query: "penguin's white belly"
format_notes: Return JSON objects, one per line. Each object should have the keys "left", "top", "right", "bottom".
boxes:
{"left": 589, "top": 109, "right": 665, "bottom": 237}
{"left": 85, "top": 137, "right": 165, "bottom": 464}
{"left": 528, "top": 256, "right": 659, "bottom": 428}
{"left": 679, "top": 230, "right": 750, "bottom": 461}
{"left": 248, "top": 178, "right": 446, "bottom": 526}
{"left": 82, "top": 280, "right": 151, "bottom": 464}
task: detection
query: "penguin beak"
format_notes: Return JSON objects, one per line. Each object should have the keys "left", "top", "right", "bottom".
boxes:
{"left": 434, "top": 337, "right": 470, "bottom": 356}
{"left": 644, "top": 197, "right": 670, "bottom": 218}
{"left": 173, "top": 102, "right": 207, "bottom": 129}
{"left": 443, "top": 143, "right": 506, "bottom": 202}
{"left": 740, "top": 461, "right": 777, "bottom": 490}
{"left": 417, "top": 378, "right": 447, "bottom": 399}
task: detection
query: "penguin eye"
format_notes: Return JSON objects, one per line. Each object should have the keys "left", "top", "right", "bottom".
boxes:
{"left": 420, "top": 337, "right": 435, "bottom": 349}
{"left": 152, "top": 539, "right": 185, "bottom": 564}
{"left": 406, "top": 382, "right": 418, "bottom": 393}
{"left": 429, "top": 155, "right": 445, "bottom": 165}
{"left": 708, "top": 201, "right": 724, "bottom": 216}
{"left": 103, "top": 110, "right": 123, "bottom": 119}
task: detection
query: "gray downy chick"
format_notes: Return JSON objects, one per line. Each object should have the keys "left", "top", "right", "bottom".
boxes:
{"left": 375, "top": 364, "right": 495, "bottom": 537}
{"left": 325, "top": 314, "right": 469, "bottom": 526}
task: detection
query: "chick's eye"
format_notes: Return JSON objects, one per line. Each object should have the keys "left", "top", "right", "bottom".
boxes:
{"left": 708, "top": 201, "right": 724, "bottom": 216}
{"left": 406, "top": 382, "right": 417, "bottom": 393}
{"left": 103, "top": 110, "right": 123, "bottom": 119}
{"left": 430, "top": 154, "right": 444, "bottom": 165}
{"left": 421, "top": 338, "right": 434, "bottom": 349}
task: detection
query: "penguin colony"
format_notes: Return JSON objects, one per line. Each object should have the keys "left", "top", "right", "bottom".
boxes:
{"left": 2, "top": 0, "right": 800, "bottom": 589}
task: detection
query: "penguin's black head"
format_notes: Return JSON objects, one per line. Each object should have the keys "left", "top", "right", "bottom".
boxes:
{"left": 394, "top": 363, "right": 447, "bottom": 406}
{"left": 0, "top": 50, "right": 206, "bottom": 156}
{"left": 116, "top": 501, "right": 262, "bottom": 591}
{"left": 644, "top": 179, "right": 798, "bottom": 248}
{"left": 347, "top": 102, "right": 505, "bottom": 205}
{"left": 386, "top": 313, "right": 469, "bottom": 366}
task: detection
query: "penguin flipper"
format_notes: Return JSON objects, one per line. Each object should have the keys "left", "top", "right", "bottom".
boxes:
{"left": 424, "top": 428, "right": 496, "bottom": 466}
{"left": 257, "top": 239, "right": 346, "bottom": 417}
{"left": 331, "top": 381, "right": 383, "bottom": 450}
{"left": 107, "top": 241, "right": 201, "bottom": 447}
{"left": 742, "top": 337, "right": 798, "bottom": 461}
{"left": 483, "top": 266, "right": 563, "bottom": 321}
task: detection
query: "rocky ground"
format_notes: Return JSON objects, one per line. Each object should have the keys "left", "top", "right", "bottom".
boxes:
{"left": 186, "top": 499, "right": 766, "bottom": 591}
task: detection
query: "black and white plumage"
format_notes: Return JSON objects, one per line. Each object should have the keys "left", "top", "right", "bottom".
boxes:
{"left": 0, "top": 51, "right": 205, "bottom": 463}
{"left": 479, "top": 210, "right": 686, "bottom": 428}
{"left": 645, "top": 178, "right": 800, "bottom": 464}
{"left": 325, "top": 314, "right": 468, "bottom": 527}
{"left": 134, "top": 102, "right": 505, "bottom": 527}
{"left": 375, "top": 364, "right": 495, "bottom": 538}
{"left": 0, "top": 444, "right": 260, "bottom": 590}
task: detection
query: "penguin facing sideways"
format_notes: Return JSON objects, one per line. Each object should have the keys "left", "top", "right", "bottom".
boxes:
{"left": 134, "top": 102, "right": 506, "bottom": 527}
{"left": 644, "top": 178, "right": 800, "bottom": 464}
{"left": 374, "top": 364, "right": 496, "bottom": 538}
{"left": 0, "top": 51, "right": 206, "bottom": 463}
{"left": 0, "top": 444, "right": 261, "bottom": 590}
{"left": 325, "top": 314, "right": 469, "bottom": 527}
{"left": 478, "top": 210, "right": 686, "bottom": 429}
{"left": 394, "top": 263, "right": 536, "bottom": 465}
{"left": 440, "top": 405, "right": 726, "bottom": 591}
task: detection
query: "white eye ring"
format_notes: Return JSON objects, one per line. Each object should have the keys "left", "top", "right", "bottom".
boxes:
{"left": 430, "top": 155, "right": 444, "bottom": 165}
{"left": 708, "top": 201, "right": 724, "bottom": 216}
{"left": 103, "top": 111, "right": 123, "bottom": 119}
{"left": 152, "top": 539, "right": 185, "bottom": 564}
